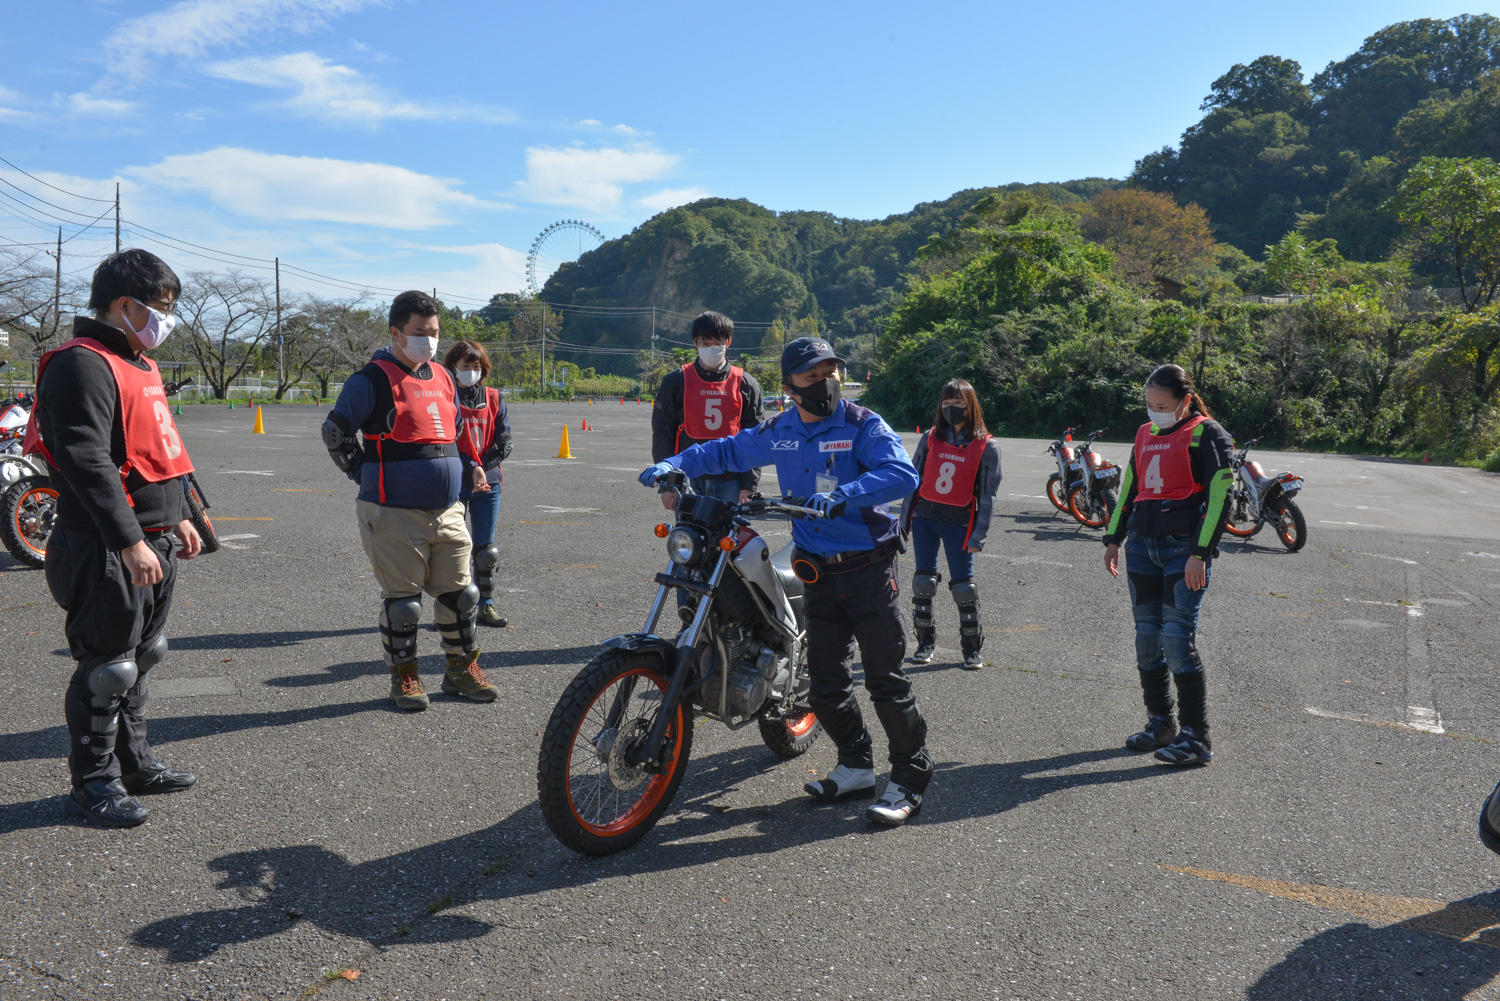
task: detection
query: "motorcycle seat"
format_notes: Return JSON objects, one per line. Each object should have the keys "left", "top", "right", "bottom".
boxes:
{"left": 771, "top": 540, "right": 804, "bottom": 597}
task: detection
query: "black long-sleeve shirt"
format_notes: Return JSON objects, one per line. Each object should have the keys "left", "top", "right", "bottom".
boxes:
{"left": 651, "top": 360, "right": 764, "bottom": 492}
{"left": 38, "top": 316, "right": 186, "bottom": 550}
{"left": 903, "top": 428, "right": 1004, "bottom": 550}
{"left": 1103, "top": 417, "right": 1235, "bottom": 560}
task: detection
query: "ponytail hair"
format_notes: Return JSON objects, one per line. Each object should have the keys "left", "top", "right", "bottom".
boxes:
{"left": 1145, "top": 364, "right": 1213, "bottom": 420}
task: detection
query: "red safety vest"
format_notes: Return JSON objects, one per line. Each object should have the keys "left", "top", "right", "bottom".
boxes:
{"left": 367, "top": 359, "right": 459, "bottom": 503}
{"left": 678, "top": 363, "right": 744, "bottom": 445}
{"left": 25, "top": 337, "right": 195, "bottom": 500}
{"left": 457, "top": 386, "right": 500, "bottom": 463}
{"left": 917, "top": 430, "right": 989, "bottom": 507}
{"left": 1131, "top": 416, "right": 1206, "bottom": 501}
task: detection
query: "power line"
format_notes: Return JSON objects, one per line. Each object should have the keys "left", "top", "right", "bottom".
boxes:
{"left": 0, "top": 154, "right": 114, "bottom": 203}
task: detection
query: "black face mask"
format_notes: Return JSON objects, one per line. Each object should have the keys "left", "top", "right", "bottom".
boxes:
{"left": 942, "top": 404, "right": 968, "bottom": 427}
{"left": 792, "top": 377, "right": 841, "bottom": 418}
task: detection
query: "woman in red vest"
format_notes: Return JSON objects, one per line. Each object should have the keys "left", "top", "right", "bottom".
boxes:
{"left": 1103, "top": 364, "right": 1235, "bottom": 767}
{"left": 444, "top": 340, "right": 511, "bottom": 628}
{"left": 903, "top": 379, "right": 1002, "bottom": 670}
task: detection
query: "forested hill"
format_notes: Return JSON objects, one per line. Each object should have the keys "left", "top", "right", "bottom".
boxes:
{"left": 538, "top": 180, "right": 1113, "bottom": 360}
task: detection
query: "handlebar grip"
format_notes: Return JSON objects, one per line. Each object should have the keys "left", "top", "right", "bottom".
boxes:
{"left": 828, "top": 500, "right": 846, "bottom": 519}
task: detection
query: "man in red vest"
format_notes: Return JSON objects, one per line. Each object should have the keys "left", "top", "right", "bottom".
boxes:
{"left": 322, "top": 291, "right": 495, "bottom": 711}
{"left": 29, "top": 250, "right": 203, "bottom": 827}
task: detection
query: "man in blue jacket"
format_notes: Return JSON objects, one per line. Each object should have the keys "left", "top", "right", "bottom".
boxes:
{"left": 640, "top": 336, "right": 931, "bottom": 826}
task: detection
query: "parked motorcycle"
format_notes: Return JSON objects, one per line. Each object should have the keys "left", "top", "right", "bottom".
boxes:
{"left": 0, "top": 362, "right": 42, "bottom": 488}
{"left": 538, "top": 472, "right": 829, "bottom": 856}
{"left": 1064, "top": 429, "right": 1121, "bottom": 529}
{"left": 1044, "top": 427, "right": 1082, "bottom": 512}
{"left": 1222, "top": 438, "right": 1307, "bottom": 552}
{"left": 1, "top": 378, "right": 216, "bottom": 567}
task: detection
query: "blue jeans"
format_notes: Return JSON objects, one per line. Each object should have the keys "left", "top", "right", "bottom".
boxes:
{"left": 1125, "top": 534, "right": 1209, "bottom": 675}
{"left": 911, "top": 517, "right": 975, "bottom": 582}
{"left": 461, "top": 485, "right": 501, "bottom": 548}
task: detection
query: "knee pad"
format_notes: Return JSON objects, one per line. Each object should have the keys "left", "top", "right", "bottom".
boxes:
{"left": 473, "top": 545, "right": 500, "bottom": 574}
{"left": 381, "top": 594, "right": 423, "bottom": 633}
{"left": 87, "top": 657, "right": 138, "bottom": 699}
{"left": 437, "top": 583, "right": 480, "bottom": 616}
{"left": 912, "top": 573, "right": 940, "bottom": 599}
{"left": 136, "top": 633, "right": 168, "bottom": 674}
{"left": 950, "top": 579, "right": 979, "bottom": 604}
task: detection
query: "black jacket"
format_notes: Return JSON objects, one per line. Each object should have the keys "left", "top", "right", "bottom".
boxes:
{"left": 37, "top": 316, "right": 186, "bottom": 550}
{"left": 651, "top": 360, "right": 764, "bottom": 491}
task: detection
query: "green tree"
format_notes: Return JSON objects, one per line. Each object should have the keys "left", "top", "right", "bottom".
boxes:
{"left": 1079, "top": 188, "right": 1217, "bottom": 285}
{"left": 1391, "top": 156, "right": 1500, "bottom": 310}
{"left": 1202, "top": 55, "right": 1311, "bottom": 117}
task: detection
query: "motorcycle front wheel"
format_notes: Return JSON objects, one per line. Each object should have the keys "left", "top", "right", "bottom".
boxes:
{"left": 1273, "top": 498, "right": 1307, "bottom": 552}
{"left": 1045, "top": 473, "right": 1069, "bottom": 511}
{"left": 1066, "top": 484, "right": 1114, "bottom": 529}
{"left": 1, "top": 475, "right": 56, "bottom": 568}
{"left": 1223, "top": 491, "right": 1260, "bottom": 538}
{"left": 184, "top": 477, "right": 221, "bottom": 554}
{"left": 537, "top": 648, "right": 694, "bottom": 856}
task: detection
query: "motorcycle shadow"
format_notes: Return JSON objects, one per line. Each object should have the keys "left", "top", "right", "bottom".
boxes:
{"left": 1004, "top": 513, "right": 1097, "bottom": 543}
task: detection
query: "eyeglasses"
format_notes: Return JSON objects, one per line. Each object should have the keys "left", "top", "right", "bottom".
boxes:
{"left": 133, "top": 296, "right": 176, "bottom": 318}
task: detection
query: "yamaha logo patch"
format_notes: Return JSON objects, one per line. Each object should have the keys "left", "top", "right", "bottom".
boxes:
{"left": 819, "top": 440, "right": 853, "bottom": 453}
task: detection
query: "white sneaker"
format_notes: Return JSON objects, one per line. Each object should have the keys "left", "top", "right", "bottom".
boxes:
{"left": 866, "top": 782, "right": 922, "bottom": 826}
{"left": 803, "top": 763, "right": 877, "bottom": 803}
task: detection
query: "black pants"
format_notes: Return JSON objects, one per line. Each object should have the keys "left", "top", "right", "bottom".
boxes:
{"left": 803, "top": 550, "right": 933, "bottom": 793}
{"left": 45, "top": 525, "right": 177, "bottom": 787}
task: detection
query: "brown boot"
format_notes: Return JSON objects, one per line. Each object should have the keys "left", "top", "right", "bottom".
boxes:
{"left": 441, "top": 651, "right": 498, "bottom": 703}
{"left": 389, "top": 663, "right": 429, "bottom": 711}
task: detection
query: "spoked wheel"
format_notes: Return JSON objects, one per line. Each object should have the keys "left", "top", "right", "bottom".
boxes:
{"left": 1, "top": 475, "right": 56, "bottom": 568}
{"left": 1066, "top": 484, "right": 1112, "bottom": 529}
{"left": 1223, "top": 491, "right": 1260, "bottom": 538}
{"left": 1045, "top": 474, "right": 1069, "bottom": 511}
{"left": 1274, "top": 499, "right": 1307, "bottom": 552}
{"left": 184, "top": 477, "right": 220, "bottom": 554}
{"left": 758, "top": 648, "right": 821, "bottom": 759}
{"left": 538, "top": 649, "right": 693, "bottom": 856}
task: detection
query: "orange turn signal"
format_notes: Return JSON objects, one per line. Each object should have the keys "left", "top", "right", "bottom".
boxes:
{"left": 719, "top": 537, "right": 735, "bottom": 551}
{"left": 654, "top": 523, "right": 670, "bottom": 538}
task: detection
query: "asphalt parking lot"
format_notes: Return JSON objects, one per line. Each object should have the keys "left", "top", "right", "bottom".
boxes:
{"left": 4, "top": 400, "right": 1500, "bottom": 1000}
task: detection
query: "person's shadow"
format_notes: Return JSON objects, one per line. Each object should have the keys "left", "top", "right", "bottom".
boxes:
{"left": 1247, "top": 890, "right": 1500, "bottom": 999}
{"left": 129, "top": 744, "right": 1160, "bottom": 962}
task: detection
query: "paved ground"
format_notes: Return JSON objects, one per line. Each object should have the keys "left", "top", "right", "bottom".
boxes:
{"left": 4, "top": 401, "right": 1500, "bottom": 1000}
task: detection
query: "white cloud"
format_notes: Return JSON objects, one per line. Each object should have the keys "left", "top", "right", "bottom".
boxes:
{"left": 67, "top": 93, "right": 137, "bottom": 116}
{"left": 103, "top": 0, "right": 381, "bottom": 83}
{"left": 204, "top": 51, "right": 514, "bottom": 126}
{"left": 517, "top": 146, "right": 678, "bottom": 213}
{"left": 127, "top": 147, "right": 496, "bottom": 229}
{"left": 638, "top": 186, "right": 713, "bottom": 213}
{"left": 393, "top": 242, "right": 530, "bottom": 299}
{"left": 577, "top": 118, "right": 644, "bottom": 136}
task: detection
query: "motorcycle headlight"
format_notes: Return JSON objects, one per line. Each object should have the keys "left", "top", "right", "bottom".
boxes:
{"left": 666, "top": 527, "right": 699, "bottom": 565}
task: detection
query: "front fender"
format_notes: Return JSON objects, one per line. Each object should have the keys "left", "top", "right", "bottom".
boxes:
{"left": 602, "top": 633, "right": 680, "bottom": 672}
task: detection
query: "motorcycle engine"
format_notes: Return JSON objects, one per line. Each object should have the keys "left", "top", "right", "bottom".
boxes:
{"left": 694, "top": 624, "right": 789, "bottom": 719}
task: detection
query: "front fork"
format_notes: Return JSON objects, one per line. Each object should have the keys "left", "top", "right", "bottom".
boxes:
{"left": 619, "top": 551, "right": 732, "bottom": 769}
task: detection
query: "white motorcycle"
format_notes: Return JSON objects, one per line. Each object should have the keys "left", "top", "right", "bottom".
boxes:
{"left": 1222, "top": 438, "right": 1307, "bottom": 552}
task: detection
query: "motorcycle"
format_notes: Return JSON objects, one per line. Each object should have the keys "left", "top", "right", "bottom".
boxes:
{"left": 1222, "top": 438, "right": 1307, "bottom": 552}
{"left": 1, "top": 378, "right": 218, "bottom": 568}
{"left": 537, "top": 471, "right": 829, "bottom": 856}
{"left": 0, "top": 363, "right": 44, "bottom": 488}
{"left": 1044, "top": 427, "right": 1083, "bottom": 512}
{"left": 1064, "top": 429, "right": 1122, "bottom": 530}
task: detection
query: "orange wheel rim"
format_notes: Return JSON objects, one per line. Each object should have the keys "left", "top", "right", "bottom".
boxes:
{"left": 786, "top": 712, "right": 818, "bottom": 737}
{"left": 565, "top": 666, "right": 684, "bottom": 838}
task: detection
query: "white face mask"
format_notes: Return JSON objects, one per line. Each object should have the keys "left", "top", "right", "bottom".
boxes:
{"left": 402, "top": 335, "right": 438, "bottom": 365}
{"left": 456, "top": 369, "right": 482, "bottom": 387}
{"left": 697, "top": 344, "right": 728, "bottom": 369}
{"left": 124, "top": 298, "right": 176, "bottom": 349}
{"left": 1147, "top": 406, "right": 1181, "bottom": 429}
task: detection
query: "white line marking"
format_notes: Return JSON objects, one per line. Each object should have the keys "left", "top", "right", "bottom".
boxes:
{"left": 1320, "top": 520, "right": 1384, "bottom": 528}
{"left": 1349, "top": 551, "right": 1419, "bottom": 565}
{"left": 1407, "top": 706, "right": 1444, "bottom": 733}
{"left": 536, "top": 505, "right": 599, "bottom": 514}
{"left": 1403, "top": 566, "right": 1444, "bottom": 734}
{"left": 219, "top": 470, "right": 275, "bottom": 476}
{"left": 1304, "top": 706, "right": 1443, "bottom": 734}
{"left": 216, "top": 534, "right": 260, "bottom": 541}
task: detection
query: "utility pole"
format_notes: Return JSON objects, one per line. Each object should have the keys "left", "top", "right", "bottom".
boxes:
{"left": 274, "top": 257, "right": 283, "bottom": 393}
{"left": 53, "top": 227, "right": 61, "bottom": 344}
{"left": 114, "top": 183, "right": 120, "bottom": 253}
{"left": 540, "top": 301, "right": 547, "bottom": 396}
{"left": 650, "top": 305, "right": 657, "bottom": 366}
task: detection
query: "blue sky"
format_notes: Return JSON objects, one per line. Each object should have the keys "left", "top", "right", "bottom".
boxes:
{"left": 0, "top": 1, "right": 1475, "bottom": 312}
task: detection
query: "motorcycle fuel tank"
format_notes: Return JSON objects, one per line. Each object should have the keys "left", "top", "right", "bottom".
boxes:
{"left": 733, "top": 534, "right": 799, "bottom": 637}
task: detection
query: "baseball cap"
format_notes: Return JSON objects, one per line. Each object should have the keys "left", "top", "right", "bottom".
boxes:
{"left": 781, "top": 336, "right": 845, "bottom": 377}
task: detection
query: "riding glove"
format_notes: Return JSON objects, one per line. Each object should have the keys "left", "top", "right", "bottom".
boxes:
{"left": 806, "top": 491, "right": 843, "bottom": 516}
{"left": 639, "top": 461, "right": 675, "bottom": 487}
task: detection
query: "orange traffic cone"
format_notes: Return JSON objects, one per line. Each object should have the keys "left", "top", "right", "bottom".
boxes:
{"left": 252, "top": 405, "right": 266, "bottom": 434}
{"left": 916, "top": 424, "right": 922, "bottom": 434}
{"left": 557, "top": 425, "right": 574, "bottom": 459}
{"left": 580, "top": 419, "right": 587, "bottom": 431}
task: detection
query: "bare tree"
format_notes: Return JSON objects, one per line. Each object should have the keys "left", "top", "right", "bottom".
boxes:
{"left": 177, "top": 271, "right": 274, "bottom": 398}
{"left": 304, "top": 296, "right": 386, "bottom": 399}
{"left": 0, "top": 248, "right": 82, "bottom": 360}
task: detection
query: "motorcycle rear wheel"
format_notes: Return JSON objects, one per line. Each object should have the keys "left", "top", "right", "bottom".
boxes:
{"left": 1274, "top": 498, "right": 1307, "bottom": 552}
{"left": 1, "top": 475, "right": 56, "bottom": 569}
{"left": 184, "top": 477, "right": 221, "bottom": 554}
{"left": 1045, "top": 474, "right": 1068, "bottom": 511}
{"left": 758, "top": 646, "right": 820, "bottom": 759}
{"left": 1066, "top": 484, "right": 1114, "bottom": 529}
{"left": 537, "top": 649, "right": 693, "bottom": 856}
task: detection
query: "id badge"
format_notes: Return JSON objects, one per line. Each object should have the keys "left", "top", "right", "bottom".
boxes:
{"left": 815, "top": 472, "right": 839, "bottom": 494}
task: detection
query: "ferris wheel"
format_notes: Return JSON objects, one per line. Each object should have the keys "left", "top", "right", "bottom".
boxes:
{"left": 526, "top": 218, "right": 606, "bottom": 297}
